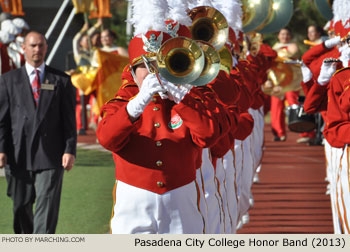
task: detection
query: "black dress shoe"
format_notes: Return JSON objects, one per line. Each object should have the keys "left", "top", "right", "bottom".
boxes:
{"left": 273, "top": 136, "right": 286, "bottom": 142}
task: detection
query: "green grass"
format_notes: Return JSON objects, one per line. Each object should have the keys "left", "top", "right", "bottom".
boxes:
{"left": 0, "top": 148, "right": 115, "bottom": 234}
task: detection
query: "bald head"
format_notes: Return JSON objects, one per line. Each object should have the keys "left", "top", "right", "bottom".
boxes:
{"left": 22, "top": 31, "right": 48, "bottom": 67}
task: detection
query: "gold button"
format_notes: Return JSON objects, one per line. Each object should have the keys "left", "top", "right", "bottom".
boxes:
{"left": 153, "top": 107, "right": 160, "bottom": 111}
{"left": 152, "top": 97, "right": 157, "bottom": 102}
{"left": 156, "top": 160, "right": 163, "bottom": 166}
{"left": 154, "top": 122, "right": 160, "bottom": 128}
{"left": 157, "top": 181, "right": 165, "bottom": 188}
{"left": 156, "top": 141, "right": 162, "bottom": 147}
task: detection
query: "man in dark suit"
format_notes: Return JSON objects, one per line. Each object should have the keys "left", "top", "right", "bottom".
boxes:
{"left": 0, "top": 31, "right": 77, "bottom": 234}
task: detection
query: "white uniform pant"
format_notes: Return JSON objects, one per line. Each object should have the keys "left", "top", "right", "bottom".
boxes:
{"left": 248, "top": 107, "right": 264, "bottom": 173}
{"left": 215, "top": 157, "right": 231, "bottom": 233}
{"left": 324, "top": 140, "right": 342, "bottom": 233}
{"left": 195, "top": 167, "right": 209, "bottom": 232}
{"left": 110, "top": 180, "right": 205, "bottom": 234}
{"left": 234, "top": 140, "right": 243, "bottom": 220}
{"left": 337, "top": 145, "right": 350, "bottom": 234}
{"left": 198, "top": 148, "right": 221, "bottom": 233}
{"left": 222, "top": 150, "right": 238, "bottom": 233}
{"left": 237, "top": 134, "right": 254, "bottom": 221}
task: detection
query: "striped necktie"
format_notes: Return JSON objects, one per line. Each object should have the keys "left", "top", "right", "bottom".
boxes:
{"left": 32, "top": 69, "right": 41, "bottom": 106}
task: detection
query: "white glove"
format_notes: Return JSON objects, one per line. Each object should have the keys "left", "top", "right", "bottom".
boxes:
{"left": 324, "top": 36, "right": 341, "bottom": 49}
{"left": 339, "top": 46, "right": 350, "bottom": 67}
{"left": 167, "top": 83, "right": 192, "bottom": 104}
{"left": 158, "top": 75, "right": 192, "bottom": 104}
{"left": 232, "top": 55, "right": 239, "bottom": 67}
{"left": 126, "top": 74, "right": 166, "bottom": 118}
{"left": 300, "top": 63, "right": 313, "bottom": 83}
{"left": 317, "top": 59, "right": 337, "bottom": 86}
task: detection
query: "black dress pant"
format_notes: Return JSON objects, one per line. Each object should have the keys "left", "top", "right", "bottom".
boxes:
{"left": 5, "top": 166, "right": 64, "bottom": 234}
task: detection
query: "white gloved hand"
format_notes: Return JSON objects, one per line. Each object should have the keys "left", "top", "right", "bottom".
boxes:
{"left": 339, "top": 46, "right": 350, "bottom": 67}
{"left": 158, "top": 90, "right": 168, "bottom": 100}
{"left": 126, "top": 74, "right": 166, "bottom": 119}
{"left": 300, "top": 63, "right": 313, "bottom": 83}
{"left": 324, "top": 36, "right": 341, "bottom": 49}
{"left": 232, "top": 55, "right": 239, "bottom": 67}
{"left": 166, "top": 83, "right": 192, "bottom": 104}
{"left": 158, "top": 75, "right": 192, "bottom": 104}
{"left": 317, "top": 59, "right": 337, "bottom": 86}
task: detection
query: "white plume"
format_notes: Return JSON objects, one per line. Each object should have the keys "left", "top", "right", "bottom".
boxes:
{"left": 195, "top": 0, "right": 213, "bottom": 7}
{"left": 212, "top": 0, "right": 242, "bottom": 36}
{"left": 333, "top": 0, "right": 350, "bottom": 25}
{"left": 167, "top": 0, "right": 191, "bottom": 26}
{"left": 128, "top": 0, "right": 169, "bottom": 35}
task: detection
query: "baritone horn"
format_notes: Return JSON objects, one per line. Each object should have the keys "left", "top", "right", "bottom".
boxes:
{"left": 188, "top": 6, "right": 232, "bottom": 75}
{"left": 156, "top": 36, "right": 205, "bottom": 85}
{"left": 191, "top": 41, "right": 221, "bottom": 86}
{"left": 188, "top": 6, "right": 229, "bottom": 50}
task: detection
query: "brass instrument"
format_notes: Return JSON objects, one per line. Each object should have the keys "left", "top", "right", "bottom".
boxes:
{"left": 257, "top": 0, "right": 294, "bottom": 34}
{"left": 283, "top": 59, "right": 303, "bottom": 65}
{"left": 303, "top": 40, "right": 319, "bottom": 47}
{"left": 263, "top": 50, "right": 303, "bottom": 98}
{"left": 218, "top": 45, "right": 233, "bottom": 75}
{"left": 156, "top": 36, "right": 205, "bottom": 85}
{"left": 242, "top": 32, "right": 263, "bottom": 58}
{"left": 139, "top": 6, "right": 232, "bottom": 86}
{"left": 242, "top": 0, "right": 272, "bottom": 33}
{"left": 188, "top": 6, "right": 228, "bottom": 50}
{"left": 190, "top": 41, "right": 221, "bottom": 86}
{"left": 314, "top": 0, "right": 334, "bottom": 21}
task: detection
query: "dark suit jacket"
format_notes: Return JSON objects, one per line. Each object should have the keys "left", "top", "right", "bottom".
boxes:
{"left": 0, "top": 65, "right": 77, "bottom": 171}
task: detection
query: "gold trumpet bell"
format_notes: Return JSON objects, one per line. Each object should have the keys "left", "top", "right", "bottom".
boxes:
{"left": 258, "top": 0, "right": 294, "bottom": 34}
{"left": 188, "top": 6, "right": 229, "bottom": 50}
{"left": 242, "top": 0, "right": 272, "bottom": 33}
{"left": 218, "top": 45, "right": 233, "bottom": 75}
{"left": 190, "top": 41, "right": 221, "bottom": 86}
{"left": 157, "top": 36, "right": 205, "bottom": 85}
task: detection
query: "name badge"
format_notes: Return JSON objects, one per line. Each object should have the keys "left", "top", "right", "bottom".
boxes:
{"left": 41, "top": 84, "right": 55, "bottom": 91}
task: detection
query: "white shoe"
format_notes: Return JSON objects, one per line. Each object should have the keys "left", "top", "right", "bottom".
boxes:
{"left": 325, "top": 183, "right": 331, "bottom": 195}
{"left": 242, "top": 213, "right": 250, "bottom": 225}
{"left": 253, "top": 173, "right": 260, "bottom": 183}
{"left": 249, "top": 197, "right": 254, "bottom": 208}
{"left": 236, "top": 220, "right": 243, "bottom": 230}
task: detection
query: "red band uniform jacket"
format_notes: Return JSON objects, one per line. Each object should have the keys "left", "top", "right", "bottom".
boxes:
{"left": 324, "top": 67, "right": 350, "bottom": 148}
{"left": 96, "top": 72, "right": 223, "bottom": 194}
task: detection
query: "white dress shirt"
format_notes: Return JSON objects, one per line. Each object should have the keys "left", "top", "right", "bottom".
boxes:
{"left": 25, "top": 61, "right": 45, "bottom": 84}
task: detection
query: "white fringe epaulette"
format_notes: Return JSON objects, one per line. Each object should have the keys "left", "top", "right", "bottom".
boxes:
{"left": 212, "top": 0, "right": 242, "bottom": 37}
{"left": 128, "top": 0, "right": 169, "bottom": 36}
{"left": 167, "top": 0, "right": 191, "bottom": 26}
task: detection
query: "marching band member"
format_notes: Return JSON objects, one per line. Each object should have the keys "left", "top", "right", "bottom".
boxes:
{"left": 97, "top": 30, "right": 224, "bottom": 233}
{"left": 0, "top": 31, "right": 13, "bottom": 75}
{"left": 1, "top": 20, "right": 20, "bottom": 70}
{"left": 97, "top": 0, "right": 235, "bottom": 234}
{"left": 100, "top": 29, "right": 128, "bottom": 56}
